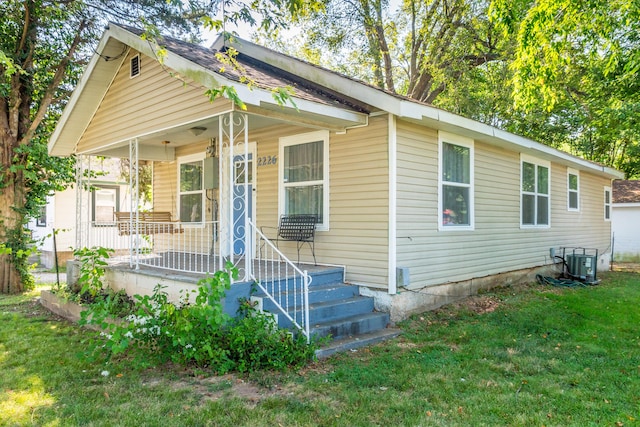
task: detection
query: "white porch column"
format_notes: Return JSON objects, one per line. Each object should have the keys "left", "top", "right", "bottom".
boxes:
{"left": 129, "top": 138, "right": 139, "bottom": 269}
{"left": 75, "top": 155, "right": 85, "bottom": 249}
{"left": 218, "top": 111, "right": 250, "bottom": 281}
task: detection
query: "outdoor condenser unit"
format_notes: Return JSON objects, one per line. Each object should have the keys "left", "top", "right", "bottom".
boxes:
{"left": 562, "top": 247, "right": 599, "bottom": 284}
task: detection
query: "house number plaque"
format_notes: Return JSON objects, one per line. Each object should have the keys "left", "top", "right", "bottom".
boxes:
{"left": 257, "top": 155, "right": 277, "bottom": 167}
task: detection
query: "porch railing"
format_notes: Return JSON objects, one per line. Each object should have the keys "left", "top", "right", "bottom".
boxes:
{"left": 250, "top": 219, "right": 311, "bottom": 341}
{"left": 79, "top": 219, "right": 311, "bottom": 341}
{"left": 80, "top": 221, "right": 222, "bottom": 273}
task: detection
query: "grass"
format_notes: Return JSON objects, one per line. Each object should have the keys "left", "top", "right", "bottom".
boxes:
{"left": 1, "top": 272, "right": 639, "bottom": 426}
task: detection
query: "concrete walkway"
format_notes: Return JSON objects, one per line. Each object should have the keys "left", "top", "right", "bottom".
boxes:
{"left": 33, "top": 271, "right": 65, "bottom": 285}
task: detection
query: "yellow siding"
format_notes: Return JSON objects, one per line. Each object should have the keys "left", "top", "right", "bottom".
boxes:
{"left": 396, "top": 119, "right": 612, "bottom": 288}
{"left": 150, "top": 116, "right": 390, "bottom": 287}
{"left": 77, "top": 50, "right": 231, "bottom": 153}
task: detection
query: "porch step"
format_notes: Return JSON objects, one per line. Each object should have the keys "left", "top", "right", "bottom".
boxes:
{"left": 315, "top": 328, "right": 402, "bottom": 359}
{"left": 310, "top": 311, "right": 391, "bottom": 339}
{"left": 254, "top": 266, "right": 400, "bottom": 352}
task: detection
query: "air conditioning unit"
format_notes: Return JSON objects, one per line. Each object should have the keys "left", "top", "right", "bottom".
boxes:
{"left": 562, "top": 247, "right": 599, "bottom": 284}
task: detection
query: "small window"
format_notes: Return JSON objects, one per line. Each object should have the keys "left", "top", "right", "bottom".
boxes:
{"left": 568, "top": 169, "right": 579, "bottom": 211}
{"left": 604, "top": 186, "right": 611, "bottom": 221}
{"left": 130, "top": 54, "right": 140, "bottom": 78}
{"left": 438, "top": 132, "right": 474, "bottom": 230}
{"left": 178, "top": 154, "right": 204, "bottom": 223}
{"left": 36, "top": 206, "right": 46, "bottom": 227}
{"left": 92, "top": 186, "right": 120, "bottom": 225}
{"left": 279, "top": 130, "right": 329, "bottom": 230}
{"left": 521, "top": 155, "right": 550, "bottom": 227}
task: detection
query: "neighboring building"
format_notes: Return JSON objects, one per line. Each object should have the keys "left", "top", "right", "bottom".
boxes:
{"left": 47, "top": 24, "right": 622, "bottom": 336}
{"left": 612, "top": 180, "right": 640, "bottom": 262}
{"left": 29, "top": 157, "right": 132, "bottom": 269}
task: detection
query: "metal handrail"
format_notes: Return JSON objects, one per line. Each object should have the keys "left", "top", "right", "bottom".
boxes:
{"left": 250, "top": 219, "right": 311, "bottom": 342}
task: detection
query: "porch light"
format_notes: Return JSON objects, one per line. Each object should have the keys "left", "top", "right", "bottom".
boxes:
{"left": 189, "top": 126, "right": 207, "bottom": 136}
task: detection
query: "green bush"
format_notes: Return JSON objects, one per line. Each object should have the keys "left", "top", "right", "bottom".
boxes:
{"left": 81, "top": 263, "right": 317, "bottom": 373}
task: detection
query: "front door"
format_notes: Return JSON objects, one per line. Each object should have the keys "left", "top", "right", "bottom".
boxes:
{"left": 232, "top": 144, "right": 256, "bottom": 256}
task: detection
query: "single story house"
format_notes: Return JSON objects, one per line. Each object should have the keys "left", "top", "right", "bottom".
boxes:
{"left": 29, "top": 157, "right": 133, "bottom": 269}
{"left": 48, "top": 24, "right": 622, "bottom": 342}
{"left": 612, "top": 180, "right": 640, "bottom": 262}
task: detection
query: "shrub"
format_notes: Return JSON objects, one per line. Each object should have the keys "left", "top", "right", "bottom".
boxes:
{"left": 80, "top": 263, "right": 317, "bottom": 373}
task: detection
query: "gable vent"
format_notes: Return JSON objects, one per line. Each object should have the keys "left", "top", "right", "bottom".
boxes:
{"left": 130, "top": 55, "right": 140, "bottom": 78}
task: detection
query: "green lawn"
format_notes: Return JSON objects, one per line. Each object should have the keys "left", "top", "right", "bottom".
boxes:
{"left": 1, "top": 272, "right": 639, "bottom": 426}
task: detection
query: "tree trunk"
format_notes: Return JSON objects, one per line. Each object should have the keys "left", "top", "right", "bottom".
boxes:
{"left": 0, "top": 126, "right": 25, "bottom": 293}
{"left": 0, "top": 187, "right": 24, "bottom": 294}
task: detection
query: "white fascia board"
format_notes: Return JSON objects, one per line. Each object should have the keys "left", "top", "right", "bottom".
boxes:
{"left": 218, "top": 35, "right": 405, "bottom": 115}
{"left": 612, "top": 203, "right": 640, "bottom": 208}
{"left": 49, "top": 30, "right": 126, "bottom": 156}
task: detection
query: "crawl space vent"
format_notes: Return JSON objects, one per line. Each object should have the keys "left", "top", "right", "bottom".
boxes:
{"left": 130, "top": 55, "right": 140, "bottom": 78}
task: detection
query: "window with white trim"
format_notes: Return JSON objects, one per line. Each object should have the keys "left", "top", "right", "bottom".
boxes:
{"left": 92, "top": 185, "right": 120, "bottom": 225}
{"left": 439, "top": 132, "right": 474, "bottom": 229}
{"left": 178, "top": 154, "right": 204, "bottom": 223}
{"left": 604, "top": 186, "right": 611, "bottom": 221}
{"left": 521, "top": 155, "right": 550, "bottom": 227}
{"left": 279, "top": 130, "right": 329, "bottom": 230}
{"left": 567, "top": 169, "right": 579, "bottom": 211}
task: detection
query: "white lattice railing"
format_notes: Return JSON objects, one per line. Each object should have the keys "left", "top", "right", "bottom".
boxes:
{"left": 79, "top": 219, "right": 311, "bottom": 340}
{"left": 80, "top": 221, "right": 223, "bottom": 273}
{"left": 251, "top": 220, "right": 311, "bottom": 341}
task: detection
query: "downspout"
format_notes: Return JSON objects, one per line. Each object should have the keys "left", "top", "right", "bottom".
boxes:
{"left": 388, "top": 113, "right": 397, "bottom": 295}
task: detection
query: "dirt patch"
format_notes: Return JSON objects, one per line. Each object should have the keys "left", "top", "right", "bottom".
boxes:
{"left": 461, "top": 295, "right": 502, "bottom": 314}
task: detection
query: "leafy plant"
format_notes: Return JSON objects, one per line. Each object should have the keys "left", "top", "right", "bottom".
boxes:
{"left": 72, "top": 246, "right": 114, "bottom": 301}
{"left": 80, "top": 262, "right": 318, "bottom": 373}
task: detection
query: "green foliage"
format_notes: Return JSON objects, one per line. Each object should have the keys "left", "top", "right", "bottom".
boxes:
{"left": 80, "top": 263, "right": 316, "bottom": 373}
{"left": 72, "top": 246, "right": 114, "bottom": 300}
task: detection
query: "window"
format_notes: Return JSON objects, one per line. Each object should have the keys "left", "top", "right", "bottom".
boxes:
{"left": 439, "top": 132, "right": 474, "bottom": 230}
{"left": 521, "top": 155, "right": 550, "bottom": 227}
{"left": 92, "top": 186, "right": 120, "bottom": 225}
{"left": 279, "top": 130, "right": 329, "bottom": 230}
{"left": 178, "top": 154, "right": 204, "bottom": 223}
{"left": 567, "top": 169, "right": 579, "bottom": 211}
{"left": 604, "top": 186, "right": 611, "bottom": 220}
{"left": 36, "top": 206, "right": 46, "bottom": 227}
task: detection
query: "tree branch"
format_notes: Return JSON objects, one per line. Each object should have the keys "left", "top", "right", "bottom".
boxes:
{"left": 20, "top": 20, "right": 88, "bottom": 146}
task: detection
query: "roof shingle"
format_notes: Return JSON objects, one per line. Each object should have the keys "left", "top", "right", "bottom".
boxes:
{"left": 613, "top": 180, "right": 640, "bottom": 203}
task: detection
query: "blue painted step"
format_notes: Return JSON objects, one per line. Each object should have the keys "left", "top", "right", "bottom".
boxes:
{"left": 311, "top": 312, "right": 391, "bottom": 340}
{"left": 253, "top": 266, "right": 396, "bottom": 344}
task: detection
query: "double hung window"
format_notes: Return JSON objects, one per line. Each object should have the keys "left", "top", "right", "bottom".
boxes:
{"left": 568, "top": 169, "right": 579, "bottom": 211}
{"left": 178, "top": 154, "right": 204, "bottom": 223}
{"left": 279, "top": 130, "right": 329, "bottom": 230}
{"left": 439, "top": 132, "right": 474, "bottom": 230}
{"left": 521, "top": 156, "right": 550, "bottom": 227}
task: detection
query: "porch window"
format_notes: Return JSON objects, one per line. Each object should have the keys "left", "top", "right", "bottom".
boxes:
{"left": 521, "top": 155, "right": 550, "bottom": 227}
{"left": 568, "top": 168, "right": 579, "bottom": 211}
{"left": 36, "top": 206, "right": 46, "bottom": 227}
{"left": 279, "top": 130, "right": 329, "bottom": 230}
{"left": 604, "top": 186, "right": 611, "bottom": 220}
{"left": 92, "top": 186, "right": 120, "bottom": 225}
{"left": 439, "top": 132, "right": 474, "bottom": 230}
{"left": 178, "top": 154, "right": 204, "bottom": 223}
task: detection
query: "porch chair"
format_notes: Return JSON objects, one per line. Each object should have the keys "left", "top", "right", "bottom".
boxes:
{"left": 261, "top": 214, "right": 318, "bottom": 265}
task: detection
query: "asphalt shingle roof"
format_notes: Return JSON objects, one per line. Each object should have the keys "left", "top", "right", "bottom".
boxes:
{"left": 118, "top": 24, "right": 371, "bottom": 113}
{"left": 613, "top": 180, "right": 640, "bottom": 203}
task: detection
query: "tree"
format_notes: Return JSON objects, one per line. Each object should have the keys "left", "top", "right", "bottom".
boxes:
{"left": 0, "top": 0, "right": 317, "bottom": 294}
{"left": 261, "top": 0, "right": 507, "bottom": 104}
{"left": 489, "top": 0, "right": 640, "bottom": 177}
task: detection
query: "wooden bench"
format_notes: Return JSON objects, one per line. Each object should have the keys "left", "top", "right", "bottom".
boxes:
{"left": 114, "top": 211, "right": 182, "bottom": 235}
{"left": 262, "top": 214, "right": 317, "bottom": 264}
